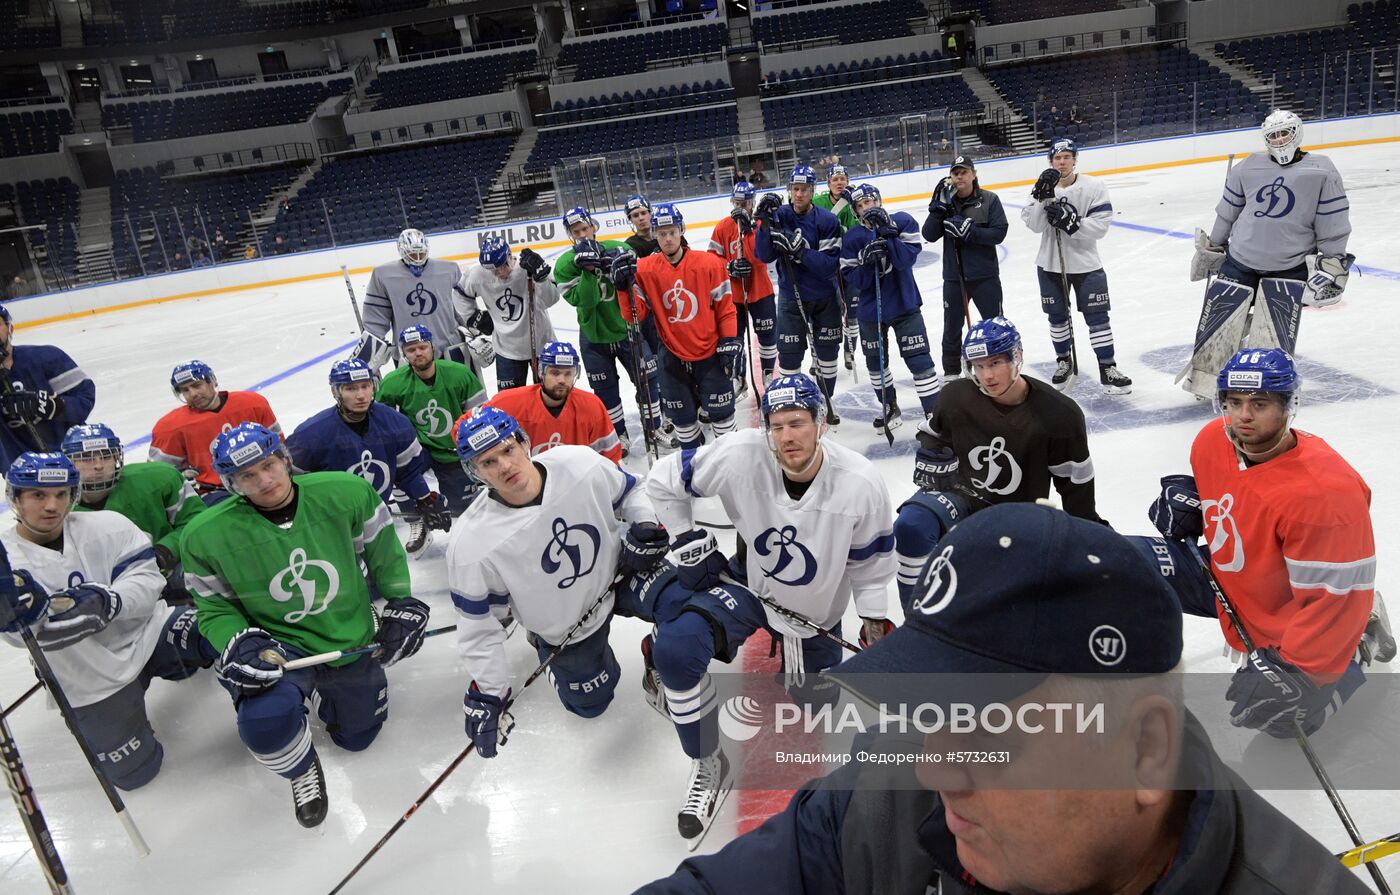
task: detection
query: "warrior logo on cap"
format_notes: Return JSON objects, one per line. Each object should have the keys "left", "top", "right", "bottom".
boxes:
{"left": 1089, "top": 624, "right": 1126, "bottom": 666}
{"left": 913, "top": 544, "right": 958, "bottom": 616}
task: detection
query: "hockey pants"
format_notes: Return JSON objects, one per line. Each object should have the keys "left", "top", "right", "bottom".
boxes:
{"left": 736, "top": 294, "right": 778, "bottom": 379}
{"left": 658, "top": 348, "right": 736, "bottom": 449}
{"left": 579, "top": 330, "right": 662, "bottom": 442}
{"left": 858, "top": 309, "right": 942, "bottom": 417}
{"left": 1036, "top": 267, "right": 1117, "bottom": 367}
{"left": 776, "top": 293, "right": 842, "bottom": 399}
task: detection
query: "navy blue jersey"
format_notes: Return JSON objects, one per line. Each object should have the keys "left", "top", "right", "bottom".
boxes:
{"left": 753, "top": 204, "right": 843, "bottom": 303}
{"left": 287, "top": 402, "right": 430, "bottom": 503}
{"left": 839, "top": 211, "right": 925, "bottom": 323}
{"left": 1, "top": 342, "right": 95, "bottom": 464}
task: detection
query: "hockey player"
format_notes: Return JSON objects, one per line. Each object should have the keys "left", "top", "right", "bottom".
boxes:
{"left": 375, "top": 324, "right": 486, "bottom": 516}
{"left": 812, "top": 165, "right": 858, "bottom": 372}
{"left": 894, "top": 316, "right": 1101, "bottom": 610}
{"left": 0, "top": 303, "right": 95, "bottom": 464}
{"left": 480, "top": 341, "right": 622, "bottom": 462}
{"left": 708, "top": 181, "right": 778, "bottom": 388}
{"left": 355, "top": 228, "right": 492, "bottom": 375}
{"left": 622, "top": 203, "right": 739, "bottom": 450}
{"left": 454, "top": 237, "right": 558, "bottom": 391}
{"left": 0, "top": 452, "right": 214, "bottom": 790}
{"left": 63, "top": 423, "right": 205, "bottom": 604}
{"left": 1180, "top": 111, "right": 1353, "bottom": 399}
{"left": 1021, "top": 139, "right": 1133, "bottom": 395}
{"left": 183, "top": 423, "right": 429, "bottom": 828}
{"left": 555, "top": 206, "right": 665, "bottom": 453}
{"left": 1148, "top": 348, "right": 1391, "bottom": 738}
{"left": 753, "top": 167, "right": 845, "bottom": 422}
{"left": 149, "top": 360, "right": 282, "bottom": 499}
{"left": 287, "top": 359, "right": 448, "bottom": 557}
{"left": 840, "top": 183, "right": 942, "bottom": 436}
{"left": 921, "top": 154, "right": 1009, "bottom": 376}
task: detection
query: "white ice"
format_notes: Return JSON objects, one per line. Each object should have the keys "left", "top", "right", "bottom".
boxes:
{"left": 1, "top": 140, "right": 1397, "bottom": 893}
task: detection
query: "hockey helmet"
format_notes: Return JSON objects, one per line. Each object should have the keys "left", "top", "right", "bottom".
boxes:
{"left": 398, "top": 228, "right": 429, "bottom": 271}
{"left": 480, "top": 236, "right": 511, "bottom": 268}
{"left": 1261, "top": 110, "right": 1303, "bottom": 165}
{"left": 60, "top": 423, "right": 124, "bottom": 495}
{"left": 170, "top": 360, "right": 217, "bottom": 399}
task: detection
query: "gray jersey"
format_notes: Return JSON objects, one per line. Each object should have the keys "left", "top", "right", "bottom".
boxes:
{"left": 1209, "top": 152, "right": 1350, "bottom": 273}
{"left": 363, "top": 257, "right": 465, "bottom": 354}
{"left": 455, "top": 264, "right": 560, "bottom": 362}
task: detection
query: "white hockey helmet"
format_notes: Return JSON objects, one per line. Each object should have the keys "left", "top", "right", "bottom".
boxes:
{"left": 398, "top": 228, "right": 429, "bottom": 269}
{"left": 1260, "top": 110, "right": 1303, "bottom": 165}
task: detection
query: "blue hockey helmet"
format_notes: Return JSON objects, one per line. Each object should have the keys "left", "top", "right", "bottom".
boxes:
{"left": 455, "top": 406, "right": 530, "bottom": 481}
{"left": 762, "top": 374, "right": 826, "bottom": 426}
{"left": 624, "top": 194, "right": 651, "bottom": 217}
{"left": 1048, "top": 138, "right": 1078, "bottom": 160}
{"left": 170, "top": 360, "right": 217, "bottom": 399}
{"left": 562, "top": 206, "right": 598, "bottom": 235}
{"left": 329, "top": 358, "right": 378, "bottom": 404}
{"left": 963, "top": 316, "right": 1024, "bottom": 395}
{"left": 1216, "top": 348, "right": 1300, "bottom": 404}
{"left": 211, "top": 423, "right": 290, "bottom": 494}
{"left": 850, "top": 183, "right": 882, "bottom": 208}
{"left": 826, "top": 164, "right": 847, "bottom": 181}
{"left": 732, "top": 181, "right": 755, "bottom": 203}
{"left": 398, "top": 323, "right": 433, "bottom": 347}
{"left": 538, "top": 341, "right": 581, "bottom": 370}
{"left": 0, "top": 304, "right": 11, "bottom": 326}
{"left": 652, "top": 202, "right": 684, "bottom": 232}
{"left": 7, "top": 452, "right": 80, "bottom": 499}
{"left": 479, "top": 236, "right": 511, "bottom": 268}
{"left": 789, "top": 165, "right": 817, "bottom": 186}
{"left": 61, "top": 423, "right": 124, "bottom": 494}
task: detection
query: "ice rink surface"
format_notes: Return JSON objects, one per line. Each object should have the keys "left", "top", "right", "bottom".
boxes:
{"left": 1, "top": 140, "right": 1397, "bottom": 892}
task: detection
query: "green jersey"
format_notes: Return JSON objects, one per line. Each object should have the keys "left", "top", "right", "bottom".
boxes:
{"left": 183, "top": 471, "right": 412, "bottom": 662}
{"left": 813, "top": 192, "right": 858, "bottom": 231}
{"left": 376, "top": 359, "right": 485, "bottom": 464}
{"left": 555, "top": 238, "right": 632, "bottom": 344}
{"left": 74, "top": 461, "right": 205, "bottom": 560}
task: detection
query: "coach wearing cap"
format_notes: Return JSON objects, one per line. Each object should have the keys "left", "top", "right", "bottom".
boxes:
{"left": 922, "top": 156, "right": 1008, "bottom": 378}
{"left": 635, "top": 503, "right": 1369, "bottom": 895}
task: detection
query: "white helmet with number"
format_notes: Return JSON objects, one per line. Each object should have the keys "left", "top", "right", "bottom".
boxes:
{"left": 1260, "top": 110, "right": 1303, "bottom": 165}
{"left": 398, "top": 228, "right": 429, "bottom": 270}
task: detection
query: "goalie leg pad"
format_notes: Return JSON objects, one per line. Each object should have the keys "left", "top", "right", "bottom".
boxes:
{"left": 1178, "top": 277, "right": 1255, "bottom": 398}
{"left": 352, "top": 332, "right": 392, "bottom": 371}
{"left": 1250, "top": 278, "right": 1304, "bottom": 354}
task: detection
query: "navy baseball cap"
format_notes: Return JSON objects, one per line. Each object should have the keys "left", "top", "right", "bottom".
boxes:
{"left": 831, "top": 504, "right": 1183, "bottom": 703}
{"left": 950, "top": 155, "right": 976, "bottom": 171}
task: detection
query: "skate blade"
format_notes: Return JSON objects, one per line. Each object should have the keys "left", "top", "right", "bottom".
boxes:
{"left": 876, "top": 416, "right": 904, "bottom": 436}
{"left": 1100, "top": 383, "right": 1132, "bottom": 396}
{"left": 683, "top": 778, "right": 735, "bottom": 852}
{"left": 1053, "top": 374, "right": 1077, "bottom": 394}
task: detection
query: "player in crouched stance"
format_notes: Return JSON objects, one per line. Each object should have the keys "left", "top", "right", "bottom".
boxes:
{"left": 182, "top": 424, "right": 429, "bottom": 828}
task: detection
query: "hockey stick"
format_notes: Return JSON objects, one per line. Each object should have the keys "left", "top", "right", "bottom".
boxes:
{"left": 326, "top": 587, "right": 612, "bottom": 895}
{"left": 526, "top": 275, "right": 540, "bottom": 383}
{"left": 265, "top": 624, "right": 458, "bottom": 672}
{"left": 621, "top": 285, "right": 660, "bottom": 464}
{"left": 739, "top": 577, "right": 861, "bottom": 654}
{"left": 1191, "top": 549, "right": 1393, "bottom": 894}
{"left": 871, "top": 265, "right": 895, "bottom": 448}
{"left": 782, "top": 257, "right": 838, "bottom": 423}
{"left": 953, "top": 238, "right": 973, "bottom": 330}
{"left": 1052, "top": 229, "right": 1079, "bottom": 381}
{"left": 341, "top": 265, "right": 366, "bottom": 333}
{"left": 0, "top": 681, "right": 42, "bottom": 722}
{"left": 836, "top": 275, "right": 856, "bottom": 382}
{"left": 1, "top": 707, "right": 72, "bottom": 893}
{"left": 0, "top": 544, "right": 150, "bottom": 857}
{"left": 1340, "top": 832, "right": 1400, "bottom": 868}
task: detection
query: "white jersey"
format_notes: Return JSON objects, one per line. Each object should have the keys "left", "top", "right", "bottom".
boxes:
{"left": 447, "top": 446, "right": 655, "bottom": 697}
{"left": 363, "top": 257, "right": 465, "bottom": 354}
{"left": 0, "top": 512, "right": 167, "bottom": 707}
{"left": 1020, "top": 172, "right": 1113, "bottom": 274}
{"left": 455, "top": 265, "right": 560, "bottom": 362}
{"left": 646, "top": 429, "right": 895, "bottom": 636}
{"left": 1208, "top": 151, "right": 1350, "bottom": 273}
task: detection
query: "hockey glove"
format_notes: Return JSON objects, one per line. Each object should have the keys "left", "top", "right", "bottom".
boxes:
{"left": 608, "top": 249, "right": 638, "bottom": 292}
{"left": 464, "top": 683, "right": 514, "bottom": 758}
{"left": 754, "top": 192, "right": 782, "bottom": 224}
{"left": 466, "top": 333, "right": 496, "bottom": 368}
{"left": 572, "top": 239, "right": 608, "bottom": 274}
{"left": 1148, "top": 474, "right": 1203, "bottom": 541}
{"left": 217, "top": 627, "right": 285, "bottom": 696}
{"left": 0, "top": 389, "right": 59, "bottom": 427}
{"left": 769, "top": 229, "right": 807, "bottom": 263}
{"left": 715, "top": 336, "right": 744, "bottom": 359}
{"left": 1031, "top": 167, "right": 1060, "bottom": 201}
{"left": 1224, "top": 648, "right": 1364, "bottom": 739}
{"left": 859, "top": 617, "right": 895, "bottom": 648}
{"left": 943, "top": 216, "right": 972, "bottom": 241}
{"left": 1189, "top": 228, "right": 1227, "bottom": 282}
{"left": 1045, "top": 198, "right": 1081, "bottom": 235}
{"left": 375, "top": 596, "right": 431, "bottom": 667}
{"left": 834, "top": 187, "right": 855, "bottom": 207}
{"left": 858, "top": 239, "right": 890, "bottom": 274}
{"left": 0, "top": 569, "right": 48, "bottom": 634}
{"left": 928, "top": 176, "right": 955, "bottom": 216}
{"left": 730, "top": 206, "right": 754, "bottom": 236}
{"left": 1303, "top": 252, "right": 1354, "bottom": 308}
{"left": 620, "top": 521, "right": 670, "bottom": 574}
{"left": 36, "top": 583, "right": 121, "bottom": 650}
{"left": 416, "top": 492, "right": 452, "bottom": 531}
{"left": 151, "top": 544, "right": 193, "bottom": 606}
{"left": 518, "top": 247, "right": 551, "bottom": 283}
{"left": 726, "top": 257, "right": 754, "bottom": 280}
{"left": 670, "top": 528, "right": 727, "bottom": 592}
{"left": 913, "top": 445, "right": 958, "bottom": 493}
{"left": 860, "top": 206, "right": 899, "bottom": 239}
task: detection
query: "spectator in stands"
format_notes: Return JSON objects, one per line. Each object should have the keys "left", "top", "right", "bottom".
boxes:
{"left": 213, "top": 229, "right": 229, "bottom": 261}
{"left": 192, "top": 251, "right": 212, "bottom": 269}
{"left": 936, "top": 135, "right": 953, "bottom": 164}
{"left": 172, "top": 250, "right": 188, "bottom": 270}
{"left": 1069, "top": 104, "right": 1085, "bottom": 125}
{"left": 748, "top": 159, "right": 770, "bottom": 188}
{"left": 7, "top": 276, "right": 30, "bottom": 300}
{"left": 244, "top": 245, "right": 258, "bottom": 261}
{"left": 272, "top": 234, "right": 289, "bottom": 255}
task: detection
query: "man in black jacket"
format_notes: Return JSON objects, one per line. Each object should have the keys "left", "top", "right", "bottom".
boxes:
{"left": 636, "top": 504, "right": 1373, "bottom": 895}
{"left": 923, "top": 155, "right": 1009, "bottom": 377}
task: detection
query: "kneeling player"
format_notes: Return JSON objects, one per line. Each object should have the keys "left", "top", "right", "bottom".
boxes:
{"left": 895, "top": 317, "right": 1102, "bottom": 609}
{"left": 182, "top": 424, "right": 429, "bottom": 827}
{"left": 0, "top": 452, "right": 215, "bottom": 790}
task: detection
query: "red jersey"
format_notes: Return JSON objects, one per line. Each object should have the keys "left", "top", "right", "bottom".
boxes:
{"left": 625, "top": 248, "right": 737, "bottom": 362}
{"left": 473, "top": 385, "right": 622, "bottom": 464}
{"left": 1190, "top": 420, "right": 1374, "bottom": 676}
{"left": 150, "top": 391, "right": 283, "bottom": 488}
{"left": 708, "top": 215, "right": 775, "bottom": 303}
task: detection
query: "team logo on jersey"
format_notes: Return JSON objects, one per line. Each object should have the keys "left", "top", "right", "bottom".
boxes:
{"left": 754, "top": 525, "right": 817, "bottom": 587}
{"left": 532, "top": 432, "right": 563, "bottom": 455}
{"left": 405, "top": 282, "right": 439, "bottom": 317}
{"left": 1253, "top": 176, "right": 1296, "bottom": 219}
{"left": 346, "top": 449, "right": 392, "bottom": 496}
{"left": 662, "top": 278, "right": 699, "bottom": 324}
{"left": 1089, "top": 624, "right": 1126, "bottom": 666}
{"left": 727, "top": 236, "right": 742, "bottom": 258}
{"left": 912, "top": 545, "right": 958, "bottom": 616}
{"left": 541, "top": 517, "right": 600, "bottom": 589}
{"left": 495, "top": 287, "right": 524, "bottom": 323}
{"left": 1202, "top": 493, "right": 1245, "bottom": 573}
{"left": 967, "top": 436, "right": 1023, "bottom": 495}
{"left": 415, "top": 398, "right": 454, "bottom": 438}
{"left": 269, "top": 547, "right": 341, "bottom": 624}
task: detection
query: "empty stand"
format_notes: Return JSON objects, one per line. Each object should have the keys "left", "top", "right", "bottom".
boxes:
{"left": 946, "top": 0, "right": 1122, "bottom": 26}
{"left": 557, "top": 22, "right": 726, "bottom": 80}
{"left": 102, "top": 80, "right": 352, "bottom": 143}
{"left": 544, "top": 81, "right": 735, "bottom": 125}
{"left": 762, "top": 51, "right": 951, "bottom": 95}
{"left": 367, "top": 50, "right": 538, "bottom": 110}
{"left": 753, "top": 0, "right": 925, "bottom": 47}
{"left": 762, "top": 74, "right": 981, "bottom": 130}
{"left": 0, "top": 108, "right": 74, "bottom": 158}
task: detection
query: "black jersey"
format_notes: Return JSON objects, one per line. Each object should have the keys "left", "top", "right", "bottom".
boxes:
{"left": 917, "top": 375, "right": 1101, "bottom": 522}
{"left": 625, "top": 233, "right": 687, "bottom": 257}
